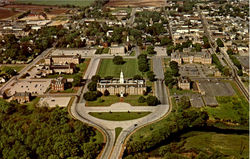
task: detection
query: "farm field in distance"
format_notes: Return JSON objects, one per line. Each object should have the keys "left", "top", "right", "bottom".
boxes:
{"left": 107, "top": 0, "right": 165, "bottom": 7}
{"left": 97, "top": 59, "right": 143, "bottom": 78}
{"left": 0, "top": 8, "right": 20, "bottom": 19}
{"left": 14, "top": 0, "right": 95, "bottom": 6}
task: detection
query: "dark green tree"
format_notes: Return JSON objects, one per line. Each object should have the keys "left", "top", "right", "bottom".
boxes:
{"left": 113, "top": 56, "right": 124, "bottom": 65}
{"left": 146, "top": 95, "right": 159, "bottom": 106}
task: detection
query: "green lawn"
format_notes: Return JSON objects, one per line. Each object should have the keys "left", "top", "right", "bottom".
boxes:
{"left": 204, "top": 81, "right": 249, "bottom": 126}
{"left": 97, "top": 59, "right": 144, "bottom": 78}
{"left": 204, "top": 96, "right": 248, "bottom": 124}
{"left": 115, "top": 127, "right": 123, "bottom": 143}
{"left": 86, "top": 95, "right": 148, "bottom": 106}
{"left": 154, "top": 131, "right": 249, "bottom": 158}
{"left": 93, "top": 129, "right": 104, "bottom": 144}
{"left": 25, "top": 97, "right": 40, "bottom": 110}
{"left": 0, "top": 65, "right": 26, "bottom": 73}
{"left": 89, "top": 112, "right": 151, "bottom": 121}
{"left": 77, "top": 58, "right": 90, "bottom": 76}
{"left": 44, "top": 73, "right": 79, "bottom": 79}
{"left": 15, "top": 0, "right": 94, "bottom": 6}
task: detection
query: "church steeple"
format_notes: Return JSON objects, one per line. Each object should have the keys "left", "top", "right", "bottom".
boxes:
{"left": 120, "top": 70, "right": 124, "bottom": 84}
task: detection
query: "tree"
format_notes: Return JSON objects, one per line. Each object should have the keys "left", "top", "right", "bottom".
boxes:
{"left": 104, "top": 89, "right": 110, "bottom": 96}
{"left": 138, "top": 54, "right": 149, "bottom": 72}
{"left": 178, "top": 96, "right": 191, "bottom": 110}
{"left": 169, "top": 61, "right": 178, "bottom": 70}
{"left": 138, "top": 96, "right": 146, "bottom": 103}
{"left": 87, "top": 82, "right": 97, "bottom": 91}
{"left": 91, "top": 75, "right": 101, "bottom": 82}
{"left": 146, "top": 46, "right": 156, "bottom": 54}
{"left": 164, "top": 70, "right": 175, "bottom": 87}
{"left": 160, "top": 37, "right": 172, "bottom": 46}
{"left": 72, "top": 74, "right": 82, "bottom": 87}
{"left": 147, "top": 71, "right": 155, "bottom": 82}
{"left": 113, "top": 56, "right": 124, "bottom": 65}
{"left": 146, "top": 95, "right": 159, "bottom": 106}
{"left": 133, "top": 75, "right": 143, "bottom": 80}
{"left": 104, "top": 76, "right": 113, "bottom": 80}
{"left": 83, "top": 91, "right": 97, "bottom": 101}
{"left": 4, "top": 67, "right": 16, "bottom": 76}
{"left": 227, "top": 48, "right": 234, "bottom": 55}
{"left": 216, "top": 38, "right": 224, "bottom": 47}
{"left": 222, "top": 67, "right": 230, "bottom": 76}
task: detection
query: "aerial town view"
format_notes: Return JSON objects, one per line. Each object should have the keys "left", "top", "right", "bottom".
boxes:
{"left": 0, "top": 0, "right": 249, "bottom": 158}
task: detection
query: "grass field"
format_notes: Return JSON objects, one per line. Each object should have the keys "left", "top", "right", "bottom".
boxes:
{"left": 0, "top": 65, "right": 26, "bottom": 73}
{"left": 86, "top": 95, "right": 148, "bottom": 106}
{"left": 115, "top": 127, "right": 123, "bottom": 143}
{"left": 97, "top": 59, "right": 144, "bottom": 78}
{"left": 89, "top": 112, "right": 151, "bottom": 121}
{"left": 15, "top": 0, "right": 94, "bottom": 7}
{"left": 154, "top": 131, "right": 249, "bottom": 158}
{"left": 204, "top": 80, "right": 249, "bottom": 125}
{"left": 25, "top": 97, "right": 40, "bottom": 110}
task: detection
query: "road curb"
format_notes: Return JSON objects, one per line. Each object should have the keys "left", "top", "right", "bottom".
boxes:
{"left": 118, "top": 86, "right": 173, "bottom": 158}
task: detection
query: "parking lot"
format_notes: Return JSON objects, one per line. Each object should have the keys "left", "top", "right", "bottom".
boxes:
{"left": 52, "top": 48, "right": 97, "bottom": 58}
{"left": 179, "top": 64, "right": 219, "bottom": 77}
{"left": 197, "top": 80, "right": 235, "bottom": 96}
{"left": 38, "top": 97, "right": 71, "bottom": 107}
{"left": 9, "top": 80, "right": 51, "bottom": 96}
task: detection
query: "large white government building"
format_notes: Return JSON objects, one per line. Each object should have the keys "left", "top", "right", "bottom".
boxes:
{"left": 97, "top": 71, "right": 146, "bottom": 96}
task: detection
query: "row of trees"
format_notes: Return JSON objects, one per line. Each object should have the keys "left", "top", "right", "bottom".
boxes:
{"left": 138, "top": 95, "right": 159, "bottom": 106}
{"left": 226, "top": 48, "right": 243, "bottom": 76}
{"left": 0, "top": 99, "right": 102, "bottom": 159}
{"left": 138, "top": 54, "right": 149, "bottom": 72}
{"left": 211, "top": 54, "right": 230, "bottom": 76}
{"left": 164, "top": 61, "right": 179, "bottom": 88}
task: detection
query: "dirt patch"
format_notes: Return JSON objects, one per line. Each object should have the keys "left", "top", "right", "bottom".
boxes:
{"left": 0, "top": 8, "right": 20, "bottom": 19}
{"left": 4, "top": 4, "right": 68, "bottom": 14}
{"left": 106, "top": 0, "right": 165, "bottom": 7}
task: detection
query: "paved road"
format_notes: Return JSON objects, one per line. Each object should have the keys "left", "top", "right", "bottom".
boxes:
{"left": 152, "top": 56, "right": 165, "bottom": 80}
{"left": 83, "top": 57, "right": 100, "bottom": 79}
{"left": 128, "top": 8, "right": 136, "bottom": 27}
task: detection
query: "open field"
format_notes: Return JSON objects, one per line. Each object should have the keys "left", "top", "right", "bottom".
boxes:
{"left": 86, "top": 95, "right": 148, "bottom": 106}
{"left": 97, "top": 59, "right": 143, "bottom": 78}
{"left": 204, "top": 80, "right": 249, "bottom": 125}
{"left": 89, "top": 112, "right": 151, "bottom": 121}
{"left": 13, "top": 0, "right": 94, "bottom": 7}
{"left": 0, "top": 8, "right": 20, "bottom": 19}
{"left": 0, "top": 65, "right": 26, "bottom": 72}
{"left": 4, "top": 4, "right": 69, "bottom": 14}
{"left": 152, "top": 131, "right": 249, "bottom": 158}
{"left": 106, "top": 0, "right": 165, "bottom": 7}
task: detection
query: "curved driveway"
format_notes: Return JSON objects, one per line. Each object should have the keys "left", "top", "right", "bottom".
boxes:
{"left": 70, "top": 56, "right": 170, "bottom": 159}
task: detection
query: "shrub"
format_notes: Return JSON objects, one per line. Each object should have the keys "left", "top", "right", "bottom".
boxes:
{"left": 104, "top": 90, "right": 110, "bottom": 96}
{"left": 113, "top": 56, "right": 124, "bottom": 65}
{"left": 91, "top": 75, "right": 101, "bottom": 82}
{"left": 138, "top": 96, "right": 146, "bottom": 103}
{"left": 83, "top": 91, "right": 97, "bottom": 101}
{"left": 87, "top": 82, "right": 97, "bottom": 91}
{"left": 146, "top": 95, "right": 159, "bottom": 106}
